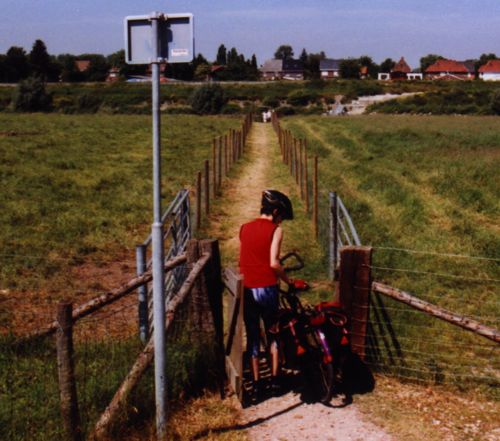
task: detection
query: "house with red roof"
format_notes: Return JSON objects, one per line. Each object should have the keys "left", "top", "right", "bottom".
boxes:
{"left": 424, "top": 59, "right": 473, "bottom": 80}
{"left": 390, "top": 57, "right": 411, "bottom": 80}
{"left": 377, "top": 57, "right": 423, "bottom": 81}
{"left": 478, "top": 59, "right": 500, "bottom": 81}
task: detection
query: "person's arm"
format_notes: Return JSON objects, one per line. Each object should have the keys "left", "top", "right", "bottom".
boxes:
{"left": 270, "top": 226, "right": 291, "bottom": 285}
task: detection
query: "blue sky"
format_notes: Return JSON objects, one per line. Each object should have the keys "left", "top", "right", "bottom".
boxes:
{"left": 1, "top": 0, "right": 499, "bottom": 69}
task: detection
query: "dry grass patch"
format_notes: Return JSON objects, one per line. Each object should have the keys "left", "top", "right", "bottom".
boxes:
{"left": 357, "top": 375, "right": 500, "bottom": 441}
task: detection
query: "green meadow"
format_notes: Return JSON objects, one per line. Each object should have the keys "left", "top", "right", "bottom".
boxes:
{"left": 282, "top": 114, "right": 499, "bottom": 393}
{"left": 0, "top": 113, "right": 241, "bottom": 293}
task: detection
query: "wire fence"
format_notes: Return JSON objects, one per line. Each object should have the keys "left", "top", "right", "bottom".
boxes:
{"left": 0, "top": 246, "right": 221, "bottom": 440}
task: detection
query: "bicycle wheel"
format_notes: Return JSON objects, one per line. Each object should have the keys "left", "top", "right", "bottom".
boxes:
{"left": 302, "top": 356, "right": 335, "bottom": 404}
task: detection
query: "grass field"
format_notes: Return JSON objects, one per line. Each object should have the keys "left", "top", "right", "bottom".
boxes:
{"left": 0, "top": 113, "right": 241, "bottom": 440}
{"left": 0, "top": 113, "right": 241, "bottom": 294}
{"left": 281, "top": 114, "right": 499, "bottom": 394}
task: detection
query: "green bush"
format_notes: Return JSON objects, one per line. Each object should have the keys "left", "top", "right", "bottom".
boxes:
{"left": 491, "top": 90, "right": 500, "bottom": 115}
{"left": 12, "top": 77, "right": 52, "bottom": 112}
{"left": 276, "top": 105, "right": 295, "bottom": 116}
{"left": 287, "top": 89, "right": 317, "bottom": 106}
{"left": 221, "top": 103, "right": 241, "bottom": 114}
{"left": 76, "top": 93, "right": 102, "bottom": 113}
{"left": 164, "top": 106, "right": 194, "bottom": 114}
{"left": 189, "top": 84, "right": 227, "bottom": 114}
{"left": 262, "top": 95, "right": 280, "bottom": 108}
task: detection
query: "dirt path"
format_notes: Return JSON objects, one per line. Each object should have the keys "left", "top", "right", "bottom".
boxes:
{"left": 206, "top": 122, "right": 392, "bottom": 441}
{"left": 208, "top": 122, "right": 274, "bottom": 263}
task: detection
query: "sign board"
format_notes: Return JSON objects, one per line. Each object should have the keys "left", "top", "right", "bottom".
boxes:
{"left": 124, "top": 13, "right": 194, "bottom": 64}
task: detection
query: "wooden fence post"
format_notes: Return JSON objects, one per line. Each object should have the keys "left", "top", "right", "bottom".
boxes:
{"left": 299, "top": 139, "right": 304, "bottom": 200}
{"left": 218, "top": 137, "right": 223, "bottom": 190}
{"left": 56, "top": 302, "right": 82, "bottom": 441}
{"left": 196, "top": 171, "right": 201, "bottom": 231}
{"left": 204, "top": 160, "right": 210, "bottom": 216}
{"left": 338, "top": 247, "right": 372, "bottom": 360}
{"left": 313, "top": 156, "right": 319, "bottom": 238}
{"left": 212, "top": 139, "right": 217, "bottom": 197}
{"left": 224, "top": 135, "right": 228, "bottom": 176}
{"left": 200, "top": 239, "right": 225, "bottom": 398}
{"left": 304, "top": 141, "right": 309, "bottom": 213}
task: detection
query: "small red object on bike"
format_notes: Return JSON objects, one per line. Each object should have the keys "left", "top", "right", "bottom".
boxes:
{"left": 290, "top": 279, "right": 308, "bottom": 290}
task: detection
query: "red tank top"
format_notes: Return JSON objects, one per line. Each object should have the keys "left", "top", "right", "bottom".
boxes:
{"left": 239, "top": 218, "right": 278, "bottom": 288}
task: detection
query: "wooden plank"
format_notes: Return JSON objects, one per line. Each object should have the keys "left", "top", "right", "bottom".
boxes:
{"left": 222, "top": 267, "right": 243, "bottom": 297}
{"left": 225, "top": 293, "right": 241, "bottom": 355}
{"left": 372, "top": 281, "right": 500, "bottom": 344}
{"left": 225, "top": 356, "right": 241, "bottom": 401}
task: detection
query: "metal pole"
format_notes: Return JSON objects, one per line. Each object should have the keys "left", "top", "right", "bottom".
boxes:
{"left": 150, "top": 13, "right": 167, "bottom": 440}
{"left": 136, "top": 244, "right": 148, "bottom": 343}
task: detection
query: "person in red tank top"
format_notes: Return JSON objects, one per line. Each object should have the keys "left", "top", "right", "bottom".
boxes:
{"left": 239, "top": 190, "right": 294, "bottom": 401}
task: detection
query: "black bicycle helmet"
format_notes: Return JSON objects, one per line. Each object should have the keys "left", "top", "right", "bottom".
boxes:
{"left": 261, "top": 189, "right": 294, "bottom": 220}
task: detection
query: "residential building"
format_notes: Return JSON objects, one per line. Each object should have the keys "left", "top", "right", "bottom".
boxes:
{"left": 478, "top": 59, "right": 500, "bottom": 81}
{"left": 75, "top": 60, "right": 91, "bottom": 72}
{"left": 319, "top": 59, "right": 343, "bottom": 79}
{"left": 424, "top": 59, "right": 473, "bottom": 80}
{"left": 378, "top": 57, "right": 422, "bottom": 81}
{"left": 260, "top": 59, "right": 304, "bottom": 80}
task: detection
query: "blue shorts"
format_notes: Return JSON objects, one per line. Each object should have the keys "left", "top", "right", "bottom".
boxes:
{"left": 243, "top": 285, "right": 279, "bottom": 358}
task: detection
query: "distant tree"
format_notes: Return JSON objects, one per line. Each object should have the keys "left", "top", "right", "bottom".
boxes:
{"left": 29, "top": 39, "right": 51, "bottom": 79}
{"left": 58, "top": 54, "right": 83, "bottom": 82}
{"left": 107, "top": 50, "right": 125, "bottom": 70}
{"left": 190, "top": 84, "right": 227, "bottom": 114}
{"left": 420, "top": 54, "right": 444, "bottom": 72}
{"left": 302, "top": 51, "right": 326, "bottom": 79}
{"left": 0, "top": 55, "right": 6, "bottom": 82}
{"left": 216, "top": 44, "right": 227, "bottom": 65}
{"left": 5, "top": 46, "right": 30, "bottom": 82}
{"left": 380, "top": 58, "right": 396, "bottom": 73}
{"left": 359, "top": 55, "right": 379, "bottom": 78}
{"left": 340, "top": 58, "right": 361, "bottom": 79}
{"left": 491, "top": 90, "right": 500, "bottom": 115}
{"left": 274, "top": 45, "right": 294, "bottom": 60}
{"left": 12, "top": 76, "right": 52, "bottom": 111}
{"left": 80, "top": 54, "right": 110, "bottom": 81}
{"left": 299, "top": 48, "right": 308, "bottom": 64}
{"left": 194, "top": 63, "right": 211, "bottom": 81}
{"left": 251, "top": 54, "right": 258, "bottom": 70}
{"left": 475, "top": 53, "right": 498, "bottom": 72}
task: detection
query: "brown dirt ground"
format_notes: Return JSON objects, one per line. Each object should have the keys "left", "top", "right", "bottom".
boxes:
{"left": 206, "top": 122, "right": 393, "bottom": 441}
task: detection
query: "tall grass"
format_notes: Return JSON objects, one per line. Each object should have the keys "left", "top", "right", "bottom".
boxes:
{"left": 0, "top": 113, "right": 240, "bottom": 293}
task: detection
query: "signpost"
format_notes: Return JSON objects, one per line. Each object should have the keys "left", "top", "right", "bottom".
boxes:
{"left": 124, "top": 12, "right": 193, "bottom": 440}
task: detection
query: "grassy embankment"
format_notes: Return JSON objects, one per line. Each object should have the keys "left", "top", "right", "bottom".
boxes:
{"left": 0, "top": 113, "right": 242, "bottom": 440}
{"left": 281, "top": 114, "right": 499, "bottom": 392}
{"left": 3, "top": 79, "right": 499, "bottom": 116}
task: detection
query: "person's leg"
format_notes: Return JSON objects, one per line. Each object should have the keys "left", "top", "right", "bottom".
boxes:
{"left": 243, "top": 289, "right": 261, "bottom": 383}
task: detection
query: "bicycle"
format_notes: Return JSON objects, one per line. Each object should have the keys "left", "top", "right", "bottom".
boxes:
{"left": 275, "top": 252, "right": 352, "bottom": 404}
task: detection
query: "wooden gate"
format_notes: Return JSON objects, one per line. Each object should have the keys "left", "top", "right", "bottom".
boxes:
{"left": 222, "top": 267, "right": 245, "bottom": 402}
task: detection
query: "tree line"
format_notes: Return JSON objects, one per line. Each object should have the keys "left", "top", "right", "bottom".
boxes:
{"left": 1, "top": 39, "right": 497, "bottom": 83}
{"left": 0, "top": 40, "right": 260, "bottom": 83}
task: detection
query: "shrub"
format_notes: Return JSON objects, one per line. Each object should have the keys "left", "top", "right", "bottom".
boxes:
{"left": 189, "top": 84, "right": 227, "bottom": 114}
{"left": 221, "top": 103, "right": 241, "bottom": 114}
{"left": 276, "top": 105, "right": 295, "bottom": 116}
{"left": 76, "top": 93, "right": 102, "bottom": 113}
{"left": 12, "top": 76, "right": 52, "bottom": 112}
{"left": 287, "top": 89, "right": 317, "bottom": 106}
{"left": 490, "top": 90, "right": 500, "bottom": 115}
{"left": 262, "top": 96, "right": 280, "bottom": 108}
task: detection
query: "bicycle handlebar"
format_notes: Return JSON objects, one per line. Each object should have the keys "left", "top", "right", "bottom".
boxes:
{"left": 280, "top": 252, "right": 304, "bottom": 273}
